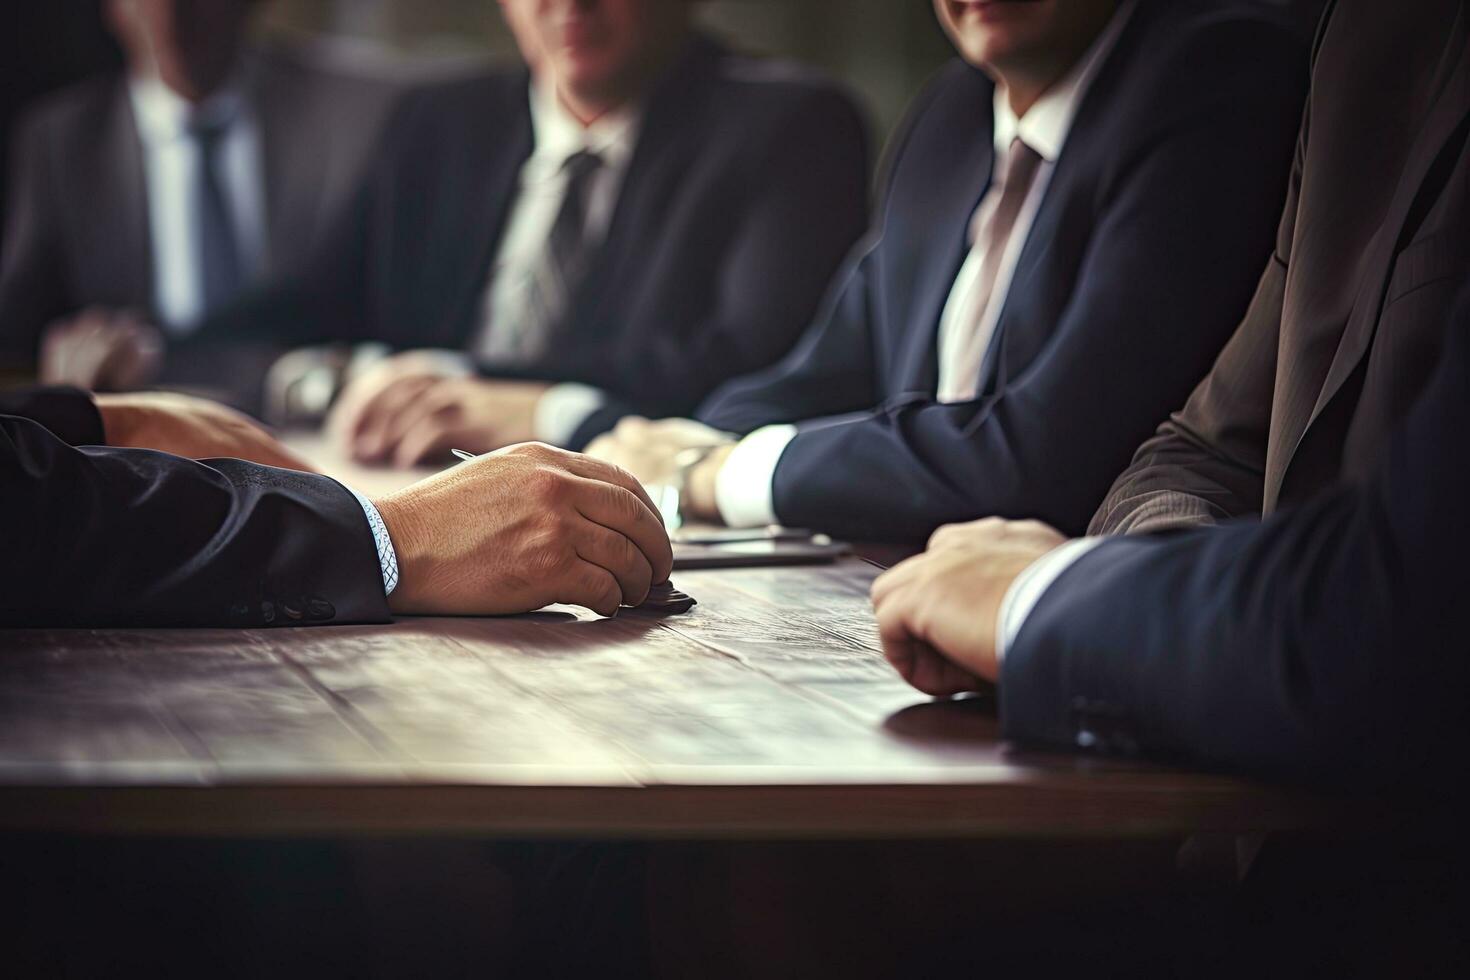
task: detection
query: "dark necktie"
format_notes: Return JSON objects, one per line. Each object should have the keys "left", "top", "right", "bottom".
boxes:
{"left": 191, "top": 117, "right": 244, "bottom": 318}
{"left": 483, "top": 149, "right": 604, "bottom": 363}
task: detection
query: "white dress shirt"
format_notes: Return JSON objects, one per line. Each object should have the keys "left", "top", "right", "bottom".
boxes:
{"left": 712, "top": 0, "right": 1135, "bottom": 529}
{"left": 473, "top": 82, "right": 643, "bottom": 446}
{"left": 129, "top": 76, "right": 267, "bottom": 334}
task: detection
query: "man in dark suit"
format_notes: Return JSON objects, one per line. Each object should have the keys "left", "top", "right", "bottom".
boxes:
{"left": 0, "top": 387, "right": 672, "bottom": 626}
{"left": 869, "top": 0, "right": 1470, "bottom": 784}
{"left": 0, "top": 0, "right": 399, "bottom": 394}
{"left": 272, "top": 0, "right": 870, "bottom": 467}
{"left": 871, "top": 280, "right": 1470, "bottom": 790}
{"left": 1091, "top": 0, "right": 1469, "bottom": 534}
{"left": 588, "top": 0, "right": 1307, "bottom": 544}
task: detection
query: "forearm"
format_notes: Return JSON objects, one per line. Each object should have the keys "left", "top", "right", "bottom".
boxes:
{"left": 0, "top": 416, "right": 389, "bottom": 627}
{"left": 1001, "top": 499, "right": 1417, "bottom": 786}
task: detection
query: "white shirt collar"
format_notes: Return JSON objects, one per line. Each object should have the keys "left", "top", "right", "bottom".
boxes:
{"left": 526, "top": 80, "right": 642, "bottom": 180}
{"left": 129, "top": 74, "right": 249, "bottom": 144}
{"left": 991, "top": 0, "right": 1136, "bottom": 162}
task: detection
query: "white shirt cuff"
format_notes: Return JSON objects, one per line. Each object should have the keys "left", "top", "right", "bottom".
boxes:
{"left": 348, "top": 487, "right": 399, "bottom": 597}
{"left": 996, "top": 536, "right": 1104, "bottom": 662}
{"left": 714, "top": 424, "right": 798, "bottom": 528}
{"left": 410, "top": 349, "right": 476, "bottom": 378}
{"left": 534, "top": 382, "right": 607, "bottom": 447}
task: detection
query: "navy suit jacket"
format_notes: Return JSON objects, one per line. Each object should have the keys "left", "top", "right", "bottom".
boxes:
{"left": 200, "top": 35, "right": 869, "bottom": 446}
{"left": 1004, "top": 283, "right": 1470, "bottom": 792}
{"left": 0, "top": 387, "right": 389, "bottom": 628}
{"left": 698, "top": 0, "right": 1307, "bottom": 542}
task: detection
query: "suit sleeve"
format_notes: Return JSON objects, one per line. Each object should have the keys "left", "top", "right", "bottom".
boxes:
{"left": 694, "top": 234, "right": 882, "bottom": 436}
{"left": 1088, "top": 111, "right": 1307, "bottom": 535}
{"left": 1001, "top": 287, "right": 1470, "bottom": 791}
{"left": 768, "top": 37, "right": 1307, "bottom": 542}
{"left": 1087, "top": 28, "right": 1320, "bottom": 537}
{"left": 0, "top": 108, "right": 70, "bottom": 369}
{"left": 0, "top": 414, "right": 391, "bottom": 628}
{"left": 0, "top": 385, "right": 104, "bottom": 445}
{"left": 562, "top": 88, "right": 871, "bottom": 448}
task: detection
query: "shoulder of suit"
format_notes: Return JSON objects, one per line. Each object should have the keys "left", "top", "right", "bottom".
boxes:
{"left": 883, "top": 58, "right": 991, "bottom": 152}
{"left": 1109, "top": 0, "right": 1306, "bottom": 102}
{"left": 368, "top": 65, "right": 527, "bottom": 146}
{"left": 12, "top": 73, "right": 126, "bottom": 149}
{"left": 691, "top": 43, "right": 864, "bottom": 126}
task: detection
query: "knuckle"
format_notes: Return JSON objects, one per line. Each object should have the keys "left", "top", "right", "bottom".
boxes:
{"left": 615, "top": 533, "right": 642, "bottom": 573}
{"left": 523, "top": 530, "right": 566, "bottom": 570}
{"left": 527, "top": 466, "right": 570, "bottom": 502}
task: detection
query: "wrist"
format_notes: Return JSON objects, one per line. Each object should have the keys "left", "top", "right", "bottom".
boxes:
{"left": 373, "top": 491, "right": 428, "bottom": 613}
{"left": 92, "top": 394, "right": 142, "bottom": 447}
{"left": 683, "top": 445, "right": 733, "bottom": 522}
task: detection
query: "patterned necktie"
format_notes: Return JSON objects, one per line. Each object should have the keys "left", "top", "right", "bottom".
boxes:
{"left": 940, "top": 136, "right": 1044, "bottom": 403}
{"left": 481, "top": 149, "right": 604, "bottom": 363}
{"left": 190, "top": 116, "right": 244, "bottom": 318}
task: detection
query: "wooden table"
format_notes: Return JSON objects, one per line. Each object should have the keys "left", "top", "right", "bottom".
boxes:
{"left": 0, "top": 437, "right": 1340, "bottom": 842}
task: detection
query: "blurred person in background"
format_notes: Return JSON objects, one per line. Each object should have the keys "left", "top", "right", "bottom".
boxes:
{"left": 587, "top": 0, "right": 1308, "bottom": 544}
{"left": 218, "top": 0, "right": 869, "bottom": 465}
{"left": 0, "top": 0, "right": 399, "bottom": 404}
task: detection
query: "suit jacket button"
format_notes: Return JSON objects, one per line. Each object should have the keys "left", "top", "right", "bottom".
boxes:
{"left": 260, "top": 600, "right": 276, "bottom": 624}
{"left": 281, "top": 599, "right": 305, "bottom": 620}
{"left": 307, "top": 597, "right": 335, "bottom": 620}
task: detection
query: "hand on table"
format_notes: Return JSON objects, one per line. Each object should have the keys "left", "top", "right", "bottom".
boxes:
{"left": 871, "top": 518, "right": 1067, "bottom": 695}
{"left": 585, "top": 416, "right": 734, "bottom": 485}
{"left": 40, "top": 308, "right": 163, "bottom": 391}
{"left": 374, "top": 442, "right": 674, "bottom": 617}
{"left": 584, "top": 417, "right": 736, "bottom": 522}
{"left": 328, "top": 350, "right": 548, "bottom": 467}
{"left": 95, "top": 391, "right": 317, "bottom": 472}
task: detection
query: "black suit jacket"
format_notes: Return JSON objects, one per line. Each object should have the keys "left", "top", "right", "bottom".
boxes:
{"left": 0, "top": 387, "right": 388, "bottom": 628}
{"left": 212, "top": 35, "right": 870, "bottom": 447}
{"left": 697, "top": 0, "right": 1306, "bottom": 542}
{"left": 1092, "top": 0, "right": 1470, "bottom": 534}
{"left": 1004, "top": 282, "right": 1470, "bottom": 791}
{"left": 0, "top": 45, "right": 402, "bottom": 375}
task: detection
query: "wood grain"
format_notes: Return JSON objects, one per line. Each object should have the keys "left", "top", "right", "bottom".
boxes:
{"left": 0, "top": 558, "right": 1348, "bottom": 838}
{"left": 0, "top": 436, "right": 1347, "bottom": 838}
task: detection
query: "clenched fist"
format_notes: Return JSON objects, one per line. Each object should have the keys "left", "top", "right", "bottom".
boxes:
{"left": 871, "top": 517, "right": 1067, "bottom": 695}
{"left": 374, "top": 442, "right": 674, "bottom": 617}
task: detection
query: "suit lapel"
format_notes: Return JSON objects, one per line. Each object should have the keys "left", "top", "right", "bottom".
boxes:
{"left": 1282, "top": 17, "right": 1470, "bottom": 477}
{"left": 894, "top": 85, "right": 996, "bottom": 395}
{"left": 907, "top": 148, "right": 993, "bottom": 393}
{"left": 95, "top": 84, "right": 152, "bottom": 312}
{"left": 443, "top": 83, "right": 533, "bottom": 348}
{"left": 561, "top": 39, "right": 715, "bottom": 344}
{"left": 252, "top": 63, "right": 322, "bottom": 276}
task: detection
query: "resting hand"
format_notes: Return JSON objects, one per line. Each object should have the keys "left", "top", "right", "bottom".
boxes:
{"left": 39, "top": 308, "right": 163, "bottom": 391}
{"left": 329, "top": 351, "right": 549, "bottom": 467}
{"left": 870, "top": 518, "right": 1067, "bottom": 695}
{"left": 95, "top": 391, "right": 316, "bottom": 472}
{"left": 584, "top": 416, "right": 735, "bottom": 487}
{"left": 374, "top": 442, "right": 674, "bottom": 617}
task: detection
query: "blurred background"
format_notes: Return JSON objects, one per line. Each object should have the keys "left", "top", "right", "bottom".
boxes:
{"left": 1, "top": 1, "right": 1326, "bottom": 224}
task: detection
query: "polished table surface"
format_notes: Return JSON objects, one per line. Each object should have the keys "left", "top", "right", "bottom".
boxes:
{"left": 0, "top": 436, "right": 1342, "bottom": 840}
